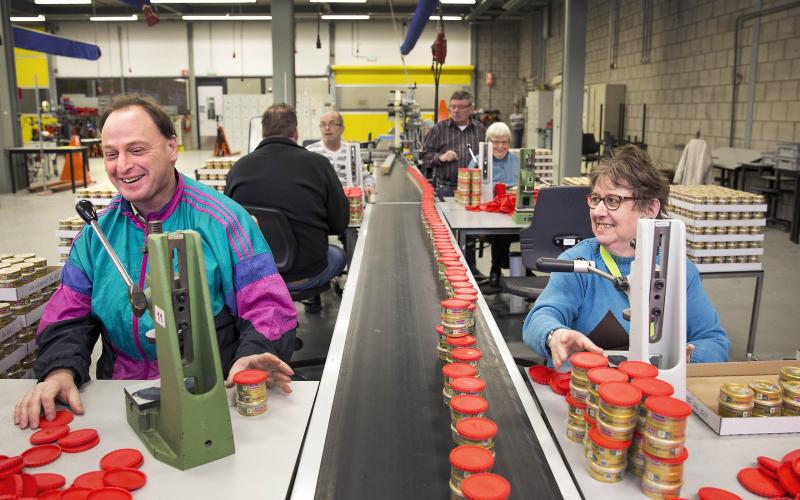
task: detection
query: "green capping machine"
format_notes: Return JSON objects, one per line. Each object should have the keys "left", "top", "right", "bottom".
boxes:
{"left": 76, "top": 200, "right": 234, "bottom": 470}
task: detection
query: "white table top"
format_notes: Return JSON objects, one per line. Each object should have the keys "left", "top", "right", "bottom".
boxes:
{"left": 711, "top": 148, "right": 765, "bottom": 170}
{"left": 531, "top": 379, "right": 797, "bottom": 499}
{"left": 438, "top": 198, "right": 528, "bottom": 231}
{"left": 0, "top": 379, "right": 318, "bottom": 499}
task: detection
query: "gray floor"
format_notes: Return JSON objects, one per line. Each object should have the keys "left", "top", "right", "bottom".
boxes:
{"left": 1, "top": 150, "right": 798, "bottom": 363}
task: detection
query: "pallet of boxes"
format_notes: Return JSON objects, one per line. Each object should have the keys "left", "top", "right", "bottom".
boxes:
{"left": 195, "top": 157, "right": 238, "bottom": 193}
{"left": 667, "top": 186, "right": 767, "bottom": 272}
{"left": 0, "top": 254, "right": 60, "bottom": 379}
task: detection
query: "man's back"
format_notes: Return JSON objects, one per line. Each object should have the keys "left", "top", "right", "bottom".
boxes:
{"left": 225, "top": 136, "right": 349, "bottom": 282}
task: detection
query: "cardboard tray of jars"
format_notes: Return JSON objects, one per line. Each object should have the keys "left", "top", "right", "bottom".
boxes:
{"left": 0, "top": 267, "right": 61, "bottom": 302}
{"left": 0, "top": 339, "right": 36, "bottom": 374}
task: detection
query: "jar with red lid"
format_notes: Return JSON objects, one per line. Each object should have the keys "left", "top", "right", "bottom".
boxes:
{"left": 449, "top": 445, "right": 494, "bottom": 495}
{"left": 643, "top": 446, "right": 687, "bottom": 485}
{"left": 232, "top": 369, "right": 269, "bottom": 416}
{"left": 587, "top": 426, "right": 630, "bottom": 467}
{"left": 442, "top": 298, "right": 473, "bottom": 327}
{"left": 587, "top": 368, "right": 628, "bottom": 420}
{"left": 566, "top": 394, "right": 586, "bottom": 442}
{"left": 443, "top": 363, "right": 479, "bottom": 405}
{"left": 446, "top": 335, "right": 477, "bottom": 362}
{"left": 450, "top": 395, "right": 489, "bottom": 425}
{"left": 460, "top": 473, "right": 510, "bottom": 500}
{"left": 631, "top": 378, "right": 675, "bottom": 429}
{"left": 450, "top": 377, "right": 486, "bottom": 402}
{"left": 587, "top": 460, "right": 626, "bottom": 483}
{"left": 451, "top": 347, "right": 482, "bottom": 374}
{"left": 569, "top": 352, "right": 608, "bottom": 385}
{"left": 641, "top": 475, "right": 683, "bottom": 500}
{"left": 446, "top": 275, "right": 471, "bottom": 295}
{"left": 642, "top": 432, "right": 684, "bottom": 460}
{"left": 644, "top": 396, "right": 691, "bottom": 441}
{"left": 443, "top": 323, "right": 474, "bottom": 338}
{"left": 618, "top": 360, "right": 659, "bottom": 379}
{"left": 598, "top": 382, "right": 642, "bottom": 442}
{"left": 627, "top": 432, "right": 647, "bottom": 476}
{"left": 454, "top": 417, "right": 497, "bottom": 455}
{"left": 437, "top": 325, "right": 449, "bottom": 361}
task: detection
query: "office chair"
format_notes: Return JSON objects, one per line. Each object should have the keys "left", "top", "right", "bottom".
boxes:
{"left": 581, "top": 133, "right": 601, "bottom": 170}
{"left": 301, "top": 139, "right": 319, "bottom": 148}
{"left": 499, "top": 186, "right": 594, "bottom": 301}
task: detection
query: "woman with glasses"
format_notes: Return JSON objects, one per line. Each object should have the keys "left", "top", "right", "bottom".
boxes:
{"left": 522, "top": 145, "right": 729, "bottom": 367}
{"left": 468, "top": 121, "right": 520, "bottom": 287}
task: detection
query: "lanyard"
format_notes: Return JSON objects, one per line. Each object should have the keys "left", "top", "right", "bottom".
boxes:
{"left": 599, "top": 245, "right": 655, "bottom": 339}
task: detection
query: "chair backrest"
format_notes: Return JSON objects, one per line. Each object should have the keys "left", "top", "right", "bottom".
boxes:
{"left": 243, "top": 205, "right": 297, "bottom": 273}
{"left": 520, "top": 186, "right": 594, "bottom": 270}
{"left": 301, "top": 139, "right": 318, "bottom": 148}
{"left": 581, "top": 133, "right": 600, "bottom": 155}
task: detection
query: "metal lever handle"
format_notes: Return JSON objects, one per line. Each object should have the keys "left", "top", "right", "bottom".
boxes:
{"left": 536, "top": 257, "right": 578, "bottom": 273}
{"left": 537, "top": 257, "right": 629, "bottom": 293}
{"left": 75, "top": 200, "right": 148, "bottom": 317}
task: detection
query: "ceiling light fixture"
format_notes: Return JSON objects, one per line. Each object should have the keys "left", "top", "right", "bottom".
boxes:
{"left": 429, "top": 15, "right": 463, "bottom": 21}
{"left": 10, "top": 15, "right": 47, "bottom": 22}
{"left": 440, "top": 0, "right": 476, "bottom": 4}
{"left": 34, "top": 0, "right": 90, "bottom": 4}
{"left": 320, "top": 14, "right": 370, "bottom": 20}
{"left": 182, "top": 14, "right": 272, "bottom": 20}
{"left": 90, "top": 15, "right": 139, "bottom": 21}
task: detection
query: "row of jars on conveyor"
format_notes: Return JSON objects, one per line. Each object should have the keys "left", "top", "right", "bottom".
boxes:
{"left": 0, "top": 254, "right": 50, "bottom": 289}
{"left": 717, "top": 366, "right": 800, "bottom": 418}
{"left": 415, "top": 173, "right": 511, "bottom": 500}
{"left": 562, "top": 352, "right": 692, "bottom": 499}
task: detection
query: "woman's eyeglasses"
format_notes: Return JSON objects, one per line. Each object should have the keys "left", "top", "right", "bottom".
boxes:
{"left": 587, "top": 193, "right": 638, "bottom": 211}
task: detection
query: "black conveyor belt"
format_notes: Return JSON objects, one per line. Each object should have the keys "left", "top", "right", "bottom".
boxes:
{"left": 314, "top": 163, "right": 563, "bottom": 499}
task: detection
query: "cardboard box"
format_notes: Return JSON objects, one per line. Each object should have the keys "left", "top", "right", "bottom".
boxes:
{"left": 0, "top": 340, "right": 34, "bottom": 374}
{"left": 20, "top": 303, "right": 45, "bottom": 327}
{"left": 0, "top": 267, "right": 60, "bottom": 302}
{"left": 687, "top": 360, "right": 800, "bottom": 435}
{"left": 0, "top": 316, "right": 23, "bottom": 344}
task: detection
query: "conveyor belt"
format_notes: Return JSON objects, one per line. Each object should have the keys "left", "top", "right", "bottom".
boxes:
{"left": 312, "top": 163, "right": 564, "bottom": 499}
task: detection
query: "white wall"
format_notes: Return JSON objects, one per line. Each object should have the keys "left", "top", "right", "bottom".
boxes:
{"left": 333, "top": 21, "right": 470, "bottom": 66}
{"left": 192, "top": 21, "right": 271, "bottom": 76}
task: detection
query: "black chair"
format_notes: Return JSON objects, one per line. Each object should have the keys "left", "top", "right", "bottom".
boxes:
{"left": 301, "top": 139, "right": 319, "bottom": 148}
{"left": 582, "top": 133, "right": 601, "bottom": 170}
{"left": 500, "top": 186, "right": 594, "bottom": 301}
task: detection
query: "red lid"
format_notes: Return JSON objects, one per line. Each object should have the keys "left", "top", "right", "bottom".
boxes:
{"left": 441, "top": 298, "right": 470, "bottom": 310}
{"left": 31, "top": 473, "right": 65, "bottom": 493}
{"left": 455, "top": 417, "right": 498, "bottom": 441}
{"left": 451, "top": 377, "right": 486, "bottom": 393}
{"left": 445, "top": 269, "right": 467, "bottom": 277}
{"left": 565, "top": 393, "right": 587, "bottom": 410}
{"left": 618, "top": 360, "right": 658, "bottom": 379}
{"left": 39, "top": 410, "right": 74, "bottom": 429}
{"left": 87, "top": 487, "right": 133, "bottom": 500}
{"left": 777, "top": 463, "right": 800, "bottom": 496}
{"left": 102, "top": 468, "right": 146, "bottom": 491}
{"left": 556, "top": 378, "right": 570, "bottom": 394}
{"left": 758, "top": 464, "right": 778, "bottom": 480}
{"left": 232, "top": 369, "right": 268, "bottom": 385}
{"left": 757, "top": 456, "right": 782, "bottom": 473}
{"left": 21, "top": 445, "right": 62, "bottom": 467}
{"left": 40, "top": 490, "right": 65, "bottom": 500}
{"left": 644, "top": 396, "right": 691, "bottom": 418}
{"left": 19, "top": 473, "right": 38, "bottom": 497}
{"left": 697, "top": 487, "right": 743, "bottom": 500}
{"left": 446, "top": 335, "right": 476, "bottom": 347}
{"left": 61, "top": 488, "right": 93, "bottom": 500}
{"left": 449, "top": 275, "right": 469, "bottom": 284}
{"left": 737, "top": 467, "right": 785, "bottom": 498}
{"left": 449, "top": 445, "right": 494, "bottom": 472}
{"left": 58, "top": 429, "right": 99, "bottom": 448}
{"left": 438, "top": 255, "right": 460, "bottom": 263}
{"left": 0, "top": 456, "right": 22, "bottom": 472}
{"left": 569, "top": 352, "right": 608, "bottom": 370}
{"left": 461, "top": 473, "right": 511, "bottom": 500}
{"left": 61, "top": 436, "right": 100, "bottom": 453}
{"left": 100, "top": 449, "right": 144, "bottom": 471}
{"left": 587, "top": 367, "right": 628, "bottom": 386}
{"left": 631, "top": 377, "right": 674, "bottom": 398}
{"left": 454, "top": 287, "right": 478, "bottom": 296}
{"left": 437, "top": 325, "right": 444, "bottom": 335}
{"left": 527, "top": 365, "right": 553, "bottom": 385}
{"left": 451, "top": 348, "right": 482, "bottom": 362}
{"left": 643, "top": 446, "right": 688, "bottom": 464}
{"left": 598, "top": 382, "right": 642, "bottom": 408}
{"left": 584, "top": 414, "right": 595, "bottom": 426}
{"left": 549, "top": 372, "right": 570, "bottom": 395}
{"left": 784, "top": 449, "right": 800, "bottom": 465}
{"left": 454, "top": 294, "right": 478, "bottom": 304}
{"left": 30, "top": 425, "right": 70, "bottom": 445}
{"left": 450, "top": 395, "right": 489, "bottom": 415}
{"left": 588, "top": 426, "right": 630, "bottom": 450}
{"left": 794, "top": 456, "right": 800, "bottom": 476}
{"left": 73, "top": 471, "right": 106, "bottom": 490}
{"left": 442, "top": 363, "right": 477, "bottom": 379}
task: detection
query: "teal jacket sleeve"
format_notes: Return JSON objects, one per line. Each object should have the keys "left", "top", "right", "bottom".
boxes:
{"left": 684, "top": 261, "right": 730, "bottom": 362}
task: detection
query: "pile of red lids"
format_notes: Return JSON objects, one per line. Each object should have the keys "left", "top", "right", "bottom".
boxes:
{"left": 0, "top": 409, "right": 147, "bottom": 499}
{"left": 408, "top": 167, "right": 511, "bottom": 500}
{"left": 694, "top": 448, "right": 800, "bottom": 499}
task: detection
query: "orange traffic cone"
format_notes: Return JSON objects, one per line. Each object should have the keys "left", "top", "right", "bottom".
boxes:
{"left": 60, "top": 135, "right": 91, "bottom": 185}
{"left": 438, "top": 99, "right": 449, "bottom": 122}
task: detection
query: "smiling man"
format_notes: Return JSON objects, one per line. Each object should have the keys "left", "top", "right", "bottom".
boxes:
{"left": 15, "top": 94, "right": 298, "bottom": 429}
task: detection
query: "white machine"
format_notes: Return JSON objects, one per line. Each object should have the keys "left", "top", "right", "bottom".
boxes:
{"left": 537, "top": 218, "right": 688, "bottom": 400}
{"left": 477, "top": 141, "right": 494, "bottom": 204}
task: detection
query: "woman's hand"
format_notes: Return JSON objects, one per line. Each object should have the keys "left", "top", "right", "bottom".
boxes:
{"left": 548, "top": 329, "right": 603, "bottom": 368}
{"left": 226, "top": 353, "right": 294, "bottom": 394}
{"left": 686, "top": 343, "right": 695, "bottom": 363}
{"left": 14, "top": 369, "right": 84, "bottom": 429}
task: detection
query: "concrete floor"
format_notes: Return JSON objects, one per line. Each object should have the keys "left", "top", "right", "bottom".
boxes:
{"left": 1, "top": 149, "right": 798, "bottom": 367}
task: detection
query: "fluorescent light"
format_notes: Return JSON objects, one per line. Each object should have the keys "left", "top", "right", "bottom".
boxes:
{"left": 429, "top": 15, "right": 463, "bottom": 21}
{"left": 440, "top": 0, "right": 476, "bottom": 3}
{"left": 309, "top": 0, "right": 367, "bottom": 2}
{"left": 10, "top": 15, "right": 46, "bottom": 22}
{"left": 154, "top": 0, "right": 256, "bottom": 3}
{"left": 90, "top": 15, "right": 138, "bottom": 21}
{"left": 34, "top": 0, "right": 90, "bottom": 4}
{"left": 182, "top": 14, "right": 272, "bottom": 20}
{"left": 320, "top": 14, "right": 370, "bottom": 20}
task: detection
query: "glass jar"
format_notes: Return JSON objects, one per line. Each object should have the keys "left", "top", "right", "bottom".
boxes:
{"left": 449, "top": 445, "right": 494, "bottom": 494}
{"left": 453, "top": 417, "right": 497, "bottom": 455}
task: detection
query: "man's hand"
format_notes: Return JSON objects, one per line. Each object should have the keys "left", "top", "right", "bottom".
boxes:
{"left": 438, "top": 150, "right": 458, "bottom": 163}
{"left": 226, "top": 353, "right": 294, "bottom": 395}
{"left": 365, "top": 185, "right": 377, "bottom": 197}
{"left": 548, "top": 329, "right": 603, "bottom": 369}
{"left": 14, "top": 369, "right": 84, "bottom": 429}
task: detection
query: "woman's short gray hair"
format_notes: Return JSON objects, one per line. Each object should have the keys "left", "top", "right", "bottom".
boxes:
{"left": 485, "top": 122, "right": 512, "bottom": 142}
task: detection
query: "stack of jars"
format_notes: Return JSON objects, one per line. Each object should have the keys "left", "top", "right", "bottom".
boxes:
{"left": 629, "top": 377, "right": 675, "bottom": 476}
{"left": 565, "top": 394, "right": 587, "bottom": 443}
{"left": 569, "top": 352, "right": 609, "bottom": 405}
{"left": 439, "top": 298, "right": 476, "bottom": 359}
{"left": 588, "top": 382, "right": 642, "bottom": 483}
{"left": 583, "top": 368, "right": 628, "bottom": 448}
{"left": 443, "top": 362, "right": 478, "bottom": 407}
{"left": 456, "top": 168, "right": 472, "bottom": 205}
{"left": 749, "top": 380, "right": 782, "bottom": 416}
{"left": 717, "top": 383, "right": 754, "bottom": 417}
{"left": 641, "top": 396, "right": 691, "bottom": 499}
{"left": 345, "top": 187, "right": 364, "bottom": 226}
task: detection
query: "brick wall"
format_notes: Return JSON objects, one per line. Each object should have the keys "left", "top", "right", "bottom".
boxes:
{"left": 523, "top": 0, "right": 800, "bottom": 168}
{"left": 474, "top": 21, "right": 521, "bottom": 122}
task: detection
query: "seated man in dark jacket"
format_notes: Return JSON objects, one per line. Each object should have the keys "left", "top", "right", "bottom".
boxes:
{"left": 225, "top": 104, "right": 349, "bottom": 309}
